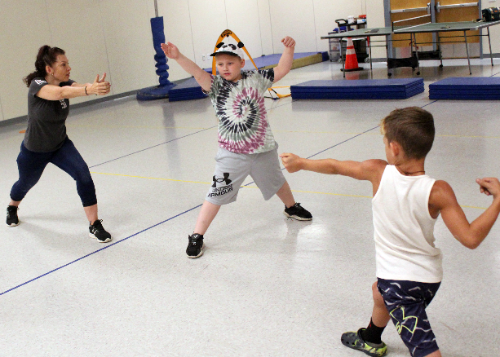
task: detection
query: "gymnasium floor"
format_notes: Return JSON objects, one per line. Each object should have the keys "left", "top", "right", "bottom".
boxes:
{"left": 1, "top": 58, "right": 499, "bottom": 357}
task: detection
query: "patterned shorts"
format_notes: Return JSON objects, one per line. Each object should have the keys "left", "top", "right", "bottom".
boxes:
{"left": 377, "top": 278, "right": 441, "bottom": 357}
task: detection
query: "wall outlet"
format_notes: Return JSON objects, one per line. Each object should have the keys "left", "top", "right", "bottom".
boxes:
{"left": 202, "top": 54, "right": 206, "bottom": 61}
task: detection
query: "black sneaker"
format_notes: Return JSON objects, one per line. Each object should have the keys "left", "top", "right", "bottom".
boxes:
{"left": 284, "top": 203, "right": 312, "bottom": 221}
{"left": 186, "top": 234, "right": 204, "bottom": 258}
{"left": 6, "top": 205, "right": 20, "bottom": 227}
{"left": 89, "top": 219, "right": 112, "bottom": 243}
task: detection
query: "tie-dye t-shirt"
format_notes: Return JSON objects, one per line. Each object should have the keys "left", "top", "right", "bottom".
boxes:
{"left": 205, "top": 69, "right": 276, "bottom": 154}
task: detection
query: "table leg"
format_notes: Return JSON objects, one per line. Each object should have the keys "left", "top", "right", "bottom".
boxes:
{"left": 341, "top": 39, "right": 346, "bottom": 78}
{"left": 437, "top": 32, "right": 443, "bottom": 68}
{"left": 413, "top": 33, "right": 420, "bottom": 75}
{"left": 487, "top": 27, "right": 494, "bottom": 67}
{"left": 386, "top": 35, "right": 391, "bottom": 77}
{"left": 464, "top": 30, "right": 471, "bottom": 75}
{"left": 368, "top": 36, "right": 373, "bottom": 71}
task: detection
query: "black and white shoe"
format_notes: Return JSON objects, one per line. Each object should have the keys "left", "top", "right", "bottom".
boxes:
{"left": 284, "top": 203, "right": 312, "bottom": 221}
{"left": 186, "top": 234, "right": 204, "bottom": 259}
{"left": 89, "top": 219, "right": 112, "bottom": 243}
{"left": 6, "top": 205, "right": 20, "bottom": 227}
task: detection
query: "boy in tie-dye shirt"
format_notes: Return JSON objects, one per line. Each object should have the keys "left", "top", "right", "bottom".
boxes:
{"left": 162, "top": 36, "right": 312, "bottom": 259}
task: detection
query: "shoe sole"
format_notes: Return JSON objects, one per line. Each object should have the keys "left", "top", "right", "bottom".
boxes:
{"left": 7, "top": 222, "right": 20, "bottom": 227}
{"left": 89, "top": 233, "right": 112, "bottom": 243}
{"left": 283, "top": 212, "right": 312, "bottom": 221}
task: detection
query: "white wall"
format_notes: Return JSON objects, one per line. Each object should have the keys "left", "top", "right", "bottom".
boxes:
{"left": 483, "top": 24, "right": 500, "bottom": 56}
{"left": 269, "top": 0, "right": 317, "bottom": 53}
{"left": 46, "top": 0, "right": 113, "bottom": 104}
{"left": 365, "top": 1, "right": 387, "bottom": 59}
{"left": 258, "top": 0, "right": 274, "bottom": 55}
{"left": 97, "top": 0, "right": 157, "bottom": 96}
{"left": 0, "top": 0, "right": 157, "bottom": 121}
{"left": 0, "top": 0, "right": 52, "bottom": 121}
{"left": 157, "top": 0, "right": 195, "bottom": 82}
{"left": 1, "top": 0, "right": 498, "bottom": 122}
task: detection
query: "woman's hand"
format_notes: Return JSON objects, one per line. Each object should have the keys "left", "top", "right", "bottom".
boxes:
{"left": 88, "top": 73, "right": 111, "bottom": 95}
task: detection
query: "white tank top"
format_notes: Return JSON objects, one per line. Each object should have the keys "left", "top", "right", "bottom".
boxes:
{"left": 372, "top": 165, "right": 442, "bottom": 283}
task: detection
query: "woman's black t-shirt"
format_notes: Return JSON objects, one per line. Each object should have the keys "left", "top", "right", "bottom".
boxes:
{"left": 23, "top": 77, "right": 75, "bottom": 152}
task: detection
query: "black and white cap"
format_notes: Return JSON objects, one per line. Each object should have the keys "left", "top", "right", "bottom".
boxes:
{"left": 210, "top": 43, "right": 245, "bottom": 58}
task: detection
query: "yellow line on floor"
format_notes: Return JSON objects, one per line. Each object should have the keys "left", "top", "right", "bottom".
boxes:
{"left": 64, "top": 124, "right": 498, "bottom": 139}
{"left": 91, "top": 171, "right": 486, "bottom": 210}
{"left": 290, "top": 189, "right": 371, "bottom": 199}
{"left": 274, "top": 130, "right": 500, "bottom": 139}
{"left": 438, "top": 134, "right": 500, "bottom": 139}
{"left": 273, "top": 130, "right": 375, "bottom": 135}
{"left": 90, "top": 172, "right": 212, "bottom": 185}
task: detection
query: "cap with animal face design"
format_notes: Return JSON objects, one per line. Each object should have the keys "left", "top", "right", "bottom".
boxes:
{"left": 210, "top": 43, "right": 245, "bottom": 59}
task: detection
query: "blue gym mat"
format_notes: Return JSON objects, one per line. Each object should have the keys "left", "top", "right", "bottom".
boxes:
{"left": 290, "top": 78, "right": 424, "bottom": 100}
{"left": 429, "top": 77, "right": 500, "bottom": 100}
{"left": 169, "top": 52, "right": 328, "bottom": 102}
{"left": 168, "top": 77, "right": 207, "bottom": 102}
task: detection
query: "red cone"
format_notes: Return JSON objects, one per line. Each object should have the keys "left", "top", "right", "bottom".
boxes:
{"left": 342, "top": 38, "right": 363, "bottom": 72}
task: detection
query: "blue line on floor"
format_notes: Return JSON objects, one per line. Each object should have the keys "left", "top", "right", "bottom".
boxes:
{"left": 0, "top": 93, "right": 450, "bottom": 297}
{"left": 421, "top": 100, "right": 439, "bottom": 109}
{"left": 0, "top": 204, "right": 202, "bottom": 296}
{"left": 305, "top": 126, "right": 380, "bottom": 159}
{"left": 2, "top": 129, "right": 379, "bottom": 296}
{"left": 89, "top": 126, "right": 216, "bottom": 169}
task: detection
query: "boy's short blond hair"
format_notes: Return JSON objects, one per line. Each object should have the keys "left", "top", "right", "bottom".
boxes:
{"left": 381, "top": 107, "right": 435, "bottom": 160}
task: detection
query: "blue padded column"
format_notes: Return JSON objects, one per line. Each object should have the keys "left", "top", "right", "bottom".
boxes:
{"left": 137, "top": 16, "right": 176, "bottom": 101}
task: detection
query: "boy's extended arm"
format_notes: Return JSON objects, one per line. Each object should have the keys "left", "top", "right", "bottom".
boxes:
{"left": 431, "top": 178, "right": 500, "bottom": 249}
{"left": 273, "top": 37, "right": 295, "bottom": 83}
{"left": 280, "top": 153, "right": 386, "bottom": 193}
{"left": 161, "top": 42, "right": 211, "bottom": 91}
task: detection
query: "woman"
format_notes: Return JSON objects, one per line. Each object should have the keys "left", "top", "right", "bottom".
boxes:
{"left": 6, "top": 45, "right": 112, "bottom": 243}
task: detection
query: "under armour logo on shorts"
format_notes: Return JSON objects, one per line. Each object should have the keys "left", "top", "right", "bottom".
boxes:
{"left": 212, "top": 173, "right": 232, "bottom": 188}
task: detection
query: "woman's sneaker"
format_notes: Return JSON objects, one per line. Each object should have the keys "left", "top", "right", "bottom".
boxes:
{"left": 186, "top": 234, "right": 204, "bottom": 258}
{"left": 6, "top": 205, "right": 19, "bottom": 227}
{"left": 341, "top": 328, "right": 387, "bottom": 357}
{"left": 89, "top": 219, "right": 112, "bottom": 243}
{"left": 283, "top": 203, "right": 312, "bottom": 221}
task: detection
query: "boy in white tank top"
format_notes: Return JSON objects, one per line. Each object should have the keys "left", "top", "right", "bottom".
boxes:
{"left": 280, "top": 107, "right": 500, "bottom": 357}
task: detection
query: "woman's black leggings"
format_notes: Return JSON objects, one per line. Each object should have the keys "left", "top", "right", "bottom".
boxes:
{"left": 10, "top": 138, "right": 97, "bottom": 207}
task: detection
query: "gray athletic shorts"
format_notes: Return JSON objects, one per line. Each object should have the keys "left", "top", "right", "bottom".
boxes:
{"left": 205, "top": 145, "right": 286, "bottom": 205}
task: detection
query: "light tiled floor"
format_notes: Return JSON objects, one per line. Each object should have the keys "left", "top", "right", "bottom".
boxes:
{"left": 1, "top": 58, "right": 499, "bottom": 357}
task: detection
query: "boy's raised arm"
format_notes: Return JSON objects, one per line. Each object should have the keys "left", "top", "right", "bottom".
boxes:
{"left": 280, "top": 153, "right": 386, "bottom": 193}
{"left": 431, "top": 178, "right": 500, "bottom": 249}
{"left": 273, "top": 37, "right": 295, "bottom": 83}
{"left": 161, "top": 42, "right": 212, "bottom": 91}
